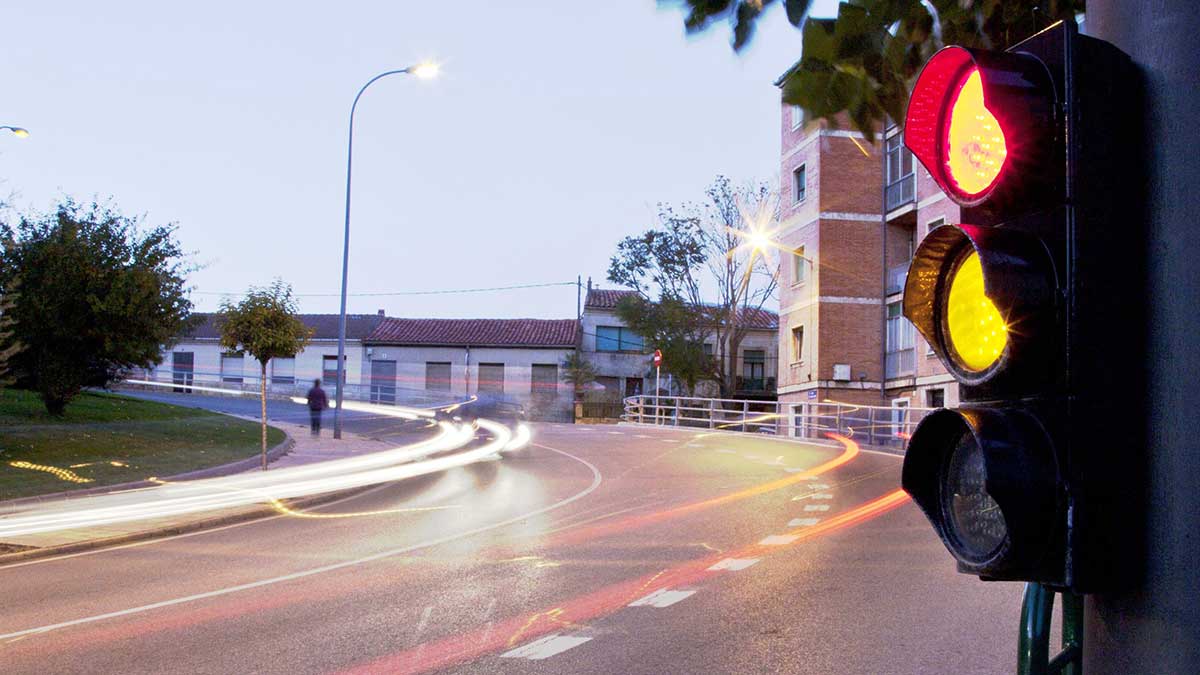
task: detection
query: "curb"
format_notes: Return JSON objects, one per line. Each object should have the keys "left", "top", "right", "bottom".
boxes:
{"left": 0, "top": 482, "right": 378, "bottom": 566}
{"left": 0, "top": 433, "right": 295, "bottom": 509}
{"left": 614, "top": 420, "right": 906, "bottom": 455}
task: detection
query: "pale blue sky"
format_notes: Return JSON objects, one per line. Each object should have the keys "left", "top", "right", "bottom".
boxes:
{"left": 2, "top": 1, "right": 838, "bottom": 319}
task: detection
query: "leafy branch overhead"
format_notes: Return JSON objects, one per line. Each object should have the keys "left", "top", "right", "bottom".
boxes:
{"left": 662, "top": 0, "right": 1083, "bottom": 140}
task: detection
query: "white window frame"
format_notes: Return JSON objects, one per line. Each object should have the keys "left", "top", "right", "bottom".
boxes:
{"left": 792, "top": 245, "right": 807, "bottom": 285}
{"left": 790, "top": 104, "right": 804, "bottom": 130}
{"left": 792, "top": 163, "right": 807, "bottom": 204}
{"left": 791, "top": 326, "right": 805, "bottom": 365}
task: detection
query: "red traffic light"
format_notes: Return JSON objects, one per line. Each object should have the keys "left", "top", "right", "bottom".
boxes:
{"left": 904, "top": 46, "right": 1059, "bottom": 209}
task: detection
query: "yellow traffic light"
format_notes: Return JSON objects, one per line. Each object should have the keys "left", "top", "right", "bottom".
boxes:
{"left": 946, "top": 251, "right": 1007, "bottom": 372}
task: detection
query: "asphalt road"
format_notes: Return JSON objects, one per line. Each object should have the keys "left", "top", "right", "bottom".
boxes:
{"left": 0, "top": 395, "right": 1026, "bottom": 674}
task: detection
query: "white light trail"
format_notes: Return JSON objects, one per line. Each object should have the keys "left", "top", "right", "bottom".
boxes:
{"left": 0, "top": 393, "right": 528, "bottom": 539}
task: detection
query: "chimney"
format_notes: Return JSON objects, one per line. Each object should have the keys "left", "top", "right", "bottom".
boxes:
{"left": 377, "top": 309, "right": 385, "bottom": 316}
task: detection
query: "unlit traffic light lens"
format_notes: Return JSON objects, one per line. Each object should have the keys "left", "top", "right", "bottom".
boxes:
{"left": 944, "top": 69, "right": 1008, "bottom": 197}
{"left": 943, "top": 430, "right": 1007, "bottom": 561}
{"left": 946, "top": 250, "right": 1007, "bottom": 372}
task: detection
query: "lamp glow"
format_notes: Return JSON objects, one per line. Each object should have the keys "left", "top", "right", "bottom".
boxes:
{"left": 410, "top": 62, "right": 440, "bottom": 79}
{"left": 944, "top": 69, "right": 1008, "bottom": 197}
{"left": 945, "top": 250, "right": 1007, "bottom": 372}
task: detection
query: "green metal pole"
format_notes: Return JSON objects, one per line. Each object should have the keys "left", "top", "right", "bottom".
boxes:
{"left": 1058, "top": 592, "right": 1084, "bottom": 675}
{"left": 1018, "top": 582, "right": 1055, "bottom": 675}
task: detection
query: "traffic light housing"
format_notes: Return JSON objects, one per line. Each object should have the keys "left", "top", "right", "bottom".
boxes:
{"left": 899, "top": 21, "right": 1139, "bottom": 592}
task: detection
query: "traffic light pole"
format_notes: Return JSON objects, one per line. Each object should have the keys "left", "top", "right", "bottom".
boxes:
{"left": 1017, "top": 583, "right": 1083, "bottom": 675}
{"left": 1084, "top": 1, "right": 1200, "bottom": 672}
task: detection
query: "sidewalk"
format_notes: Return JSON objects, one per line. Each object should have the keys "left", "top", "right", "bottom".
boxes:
{"left": 0, "top": 421, "right": 405, "bottom": 556}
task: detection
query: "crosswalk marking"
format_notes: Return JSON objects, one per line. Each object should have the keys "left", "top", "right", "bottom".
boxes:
{"left": 629, "top": 588, "right": 697, "bottom": 608}
{"left": 789, "top": 518, "right": 822, "bottom": 527}
{"left": 804, "top": 504, "right": 831, "bottom": 512}
{"left": 759, "top": 534, "right": 800, "bottom": 546}
{"left": 707, "top": 557, "right": 761, "bottom": 572}
{"left": 501, "top": 634, "right": 592, "bottom": 660}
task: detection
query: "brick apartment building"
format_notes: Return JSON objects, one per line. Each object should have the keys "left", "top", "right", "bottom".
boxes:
{"left": 774, "top": 70, "right": 959, "bottom": 416}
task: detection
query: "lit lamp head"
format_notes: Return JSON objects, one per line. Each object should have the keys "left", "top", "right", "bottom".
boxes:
{"left": 2, "top": 126, "right": 29, "bottom": 138}
{"left": 903, "top": 223, "right": 1056, "bottom": 387}
{"left": 409, "top": 62, "right": 440, "bottom": 80}
{"left": 904, "top": 46, "right": 1059, "bottom": 212}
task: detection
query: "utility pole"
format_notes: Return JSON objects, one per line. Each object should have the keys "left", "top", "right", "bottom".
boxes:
{"left": 576, "top": 275, "right": 582, "bottom": 320}
{"left": 1085, "top": 2, "right": 1200, "bottom": 672}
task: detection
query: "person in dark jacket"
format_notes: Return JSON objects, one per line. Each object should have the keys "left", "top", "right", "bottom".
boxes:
{"left": 306, "top": 379, "right": 329, "bottom": 436}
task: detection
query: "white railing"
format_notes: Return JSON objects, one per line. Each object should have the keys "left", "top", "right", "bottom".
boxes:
{"left": 622, "top": 394, "right": 936, "bottom": 450}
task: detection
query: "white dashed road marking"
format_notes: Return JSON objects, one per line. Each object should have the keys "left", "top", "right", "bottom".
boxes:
{"left": 634, "top": 434, "right": 651, "bottom": 439}
{"left": 629, "top": 588, "right": 697, "bottom": 608}
{"left": 804, "top": 504, "right": 831, "bottom": 512}
{"left": 784, "top": 467, "right": 806, "bottom": 473}
{"left": 707, "top": 558, "right": 761, "bottom": 572}
{"left": 759, "top": 534, "right": 800, "bottom": 546}
{"left": 607, "top": 431, "right": 624, "bottom": 436}
{"left": 716, "top": 449, "right": 737, "bottom": 454}
{"left": 788, "top": 518, "right": 822, "bottom": 527}
{"left": 501, "top": 634, "right": 593, "bottom": 660}
{"left": 810, "top": 493, "right": 834, "bottom": 500}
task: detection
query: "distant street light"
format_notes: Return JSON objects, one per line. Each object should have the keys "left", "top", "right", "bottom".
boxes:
{"left": 333, "top": 63, "right": 439, "bottom": 440}
{"left": 1, "top": 126, "right": 30, "bottom": 138}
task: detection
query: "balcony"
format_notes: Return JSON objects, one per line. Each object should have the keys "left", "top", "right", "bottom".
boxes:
{"left": 887, "top": 261, "right": 911, "bottom": 296}
{"left": 885, "top": 174, "right": 915, "bottom": 212}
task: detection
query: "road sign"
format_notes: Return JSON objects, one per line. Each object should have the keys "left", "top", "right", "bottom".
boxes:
{"left": 653, "top": 349, "right": 662, "bottom": 367}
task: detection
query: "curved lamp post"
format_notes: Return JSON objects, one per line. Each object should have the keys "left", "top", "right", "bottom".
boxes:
{"left": 1, "top": 126, "right": 30, "bottom": 138}
{"left": 333, "top": 62, "right": 438, "bottom": 439}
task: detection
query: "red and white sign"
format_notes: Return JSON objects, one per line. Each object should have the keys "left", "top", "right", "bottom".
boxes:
{"left": 653, "top": 349, "right": 663, "bottom": 367}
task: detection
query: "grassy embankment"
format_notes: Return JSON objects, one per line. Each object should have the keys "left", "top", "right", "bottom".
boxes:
{"left": 0, "top": 389, "right": 284, "bottom": 501}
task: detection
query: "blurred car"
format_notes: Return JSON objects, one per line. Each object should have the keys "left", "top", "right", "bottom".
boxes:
{"left": 436, "top": 394, "right": 528, "bottom": 425}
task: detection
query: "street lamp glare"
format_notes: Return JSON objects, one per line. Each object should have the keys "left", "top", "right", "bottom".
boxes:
{"left": 11, "top": 128, "right": 29, "bottom": 138}
{"left": 748, "top": 230, "right": 771, "bottom": 252}
{"left": 410, "top": 62, "right": 440, "bottom": 79}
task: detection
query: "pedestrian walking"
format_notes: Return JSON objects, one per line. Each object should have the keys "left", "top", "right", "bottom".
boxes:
{"left": 306, "top": 379, "right": 329, "bottom": 436}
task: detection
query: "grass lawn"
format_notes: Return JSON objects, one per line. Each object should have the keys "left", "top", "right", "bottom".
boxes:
{"left": 0, "top": 389, "right": 285, "bottom": 501}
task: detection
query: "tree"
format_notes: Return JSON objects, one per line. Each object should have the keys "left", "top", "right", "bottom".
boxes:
{"left": 661, "top": 0, "right": 1083, "bottom": 140}
{"left": 0, "top": 275, "right": 22, "bottom": 388}
{"left": 608, "top": 176, "right": 778, "bottom": 397}
{"left": 0, "top": 199, "right": 195, "bottom": 414}
{"left": 560, "top": 351, "right": 598, "bottom": 401}
{"left": 219, "top": 280, "right": 312, "bottom": 470}
{"left": 614, "top": 294, "right": 712, "bottom": 396}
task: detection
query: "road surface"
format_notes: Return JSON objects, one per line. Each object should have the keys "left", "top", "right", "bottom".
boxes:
{"left": 0, "top": 395, "right": 1025, "bottom": 673}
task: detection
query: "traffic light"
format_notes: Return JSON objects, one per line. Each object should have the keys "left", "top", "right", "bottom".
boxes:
{"left": 899, "top": 21, "right": 1139, "bottom": 591}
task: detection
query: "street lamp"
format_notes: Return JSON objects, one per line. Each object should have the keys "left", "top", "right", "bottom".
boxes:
{"left": 333, "top": 62, "right": 438, "bottom": 440}
{"left": 1, "top": 126, "right": 30, "bottom": 138}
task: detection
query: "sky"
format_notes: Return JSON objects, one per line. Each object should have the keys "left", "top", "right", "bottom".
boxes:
{"left": 1, "top": 0, "right": 840, "bottom": 319}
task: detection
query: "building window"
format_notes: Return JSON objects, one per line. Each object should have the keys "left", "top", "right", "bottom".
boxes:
{"left": 885, "top": 301, "right": 916, "bottom": 377}
{"left": 790, "top": 104, "right": 803, "bottom": 129}
{"left": 792, "top": 245, "right": 807, "bottom": 285}
{"left": 221, "top": 352, "right": 243, "bottom": 383}
{"left": 926, "top": 388, "right": 945, "bottom": 408}
{"left": 425, "top": 362, "right": 451, "bottom": 391}
{"left": 792, "top": 164, "right": 807, "bottom": 204}
{"left": 742, "top": 349, "right": 766, "bottom": 391}
{"left": 596, "top": 325, "right": 643, "bottom": 352}
{"left": 926, "top": 216, "right": 946, "bottom": 236}
{"left": 478, "top": 363, "right": 505, "bottom": 393}
{"left": 791, "top": 326, "right": 804, "bottom": 363}
{"left": 322, "top": 355, "right": 344, "bottom": 391}
{"left": 885, "top": 134, "right": 914, "bottom": 184}
{"left": 272, "top": 357, "right": 295, "bottom": 385}
{"left": 531, "top": 363, "right": 559, "bottom": 396}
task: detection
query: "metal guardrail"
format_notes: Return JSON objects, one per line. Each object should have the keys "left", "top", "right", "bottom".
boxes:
{"left": 622, "top": 394, "right": 936, "bottom": 449}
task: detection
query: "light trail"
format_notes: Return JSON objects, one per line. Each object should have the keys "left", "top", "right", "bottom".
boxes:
{"left": 0, "top": 394, "right": 531, "bottom": 539}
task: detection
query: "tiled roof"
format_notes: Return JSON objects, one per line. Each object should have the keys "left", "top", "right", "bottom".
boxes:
{"left": 183, "top": 313, "right": 385, "bottom": 341}
{"left": 584, "top": 288, "right": 641, "bottom": 309}
{"left": 739, "top": 307, "right": 780, "bottom": 330}
{"left": 367, "top": 318, "right": 579, "bottom": 348}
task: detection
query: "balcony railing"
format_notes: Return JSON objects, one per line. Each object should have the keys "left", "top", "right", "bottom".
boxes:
{"left": 885, "top": 174, "right": 915, "bottom": 211}
{"left": 887, "top": 261, "right": 911, "bottom": 295}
